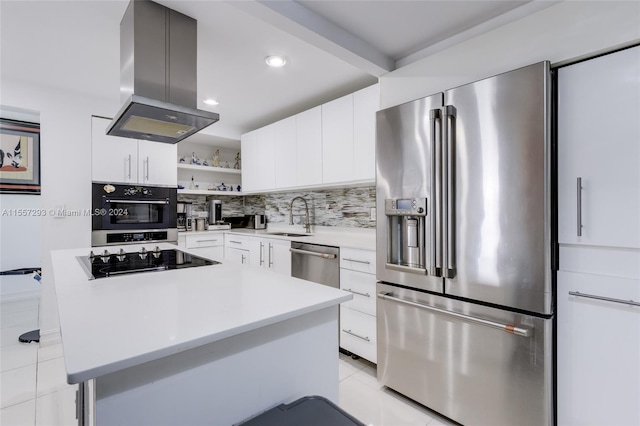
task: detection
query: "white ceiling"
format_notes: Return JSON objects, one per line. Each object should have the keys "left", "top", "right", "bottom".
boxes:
{"left": 0, "top": 0, "right": 548, "bottom": 144}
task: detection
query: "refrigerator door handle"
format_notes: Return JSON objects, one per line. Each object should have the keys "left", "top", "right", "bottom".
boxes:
{"left": 442, "top": 105, "right": 456, "bottom": 278}
{"left": 430, "top": 108, "right": 442, "bottom": 277}
{"left": 378, "top": 292, "right": 532, "bottom": 337}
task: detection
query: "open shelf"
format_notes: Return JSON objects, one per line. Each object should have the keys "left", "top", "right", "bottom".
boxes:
{"left": 177, "top": 163, "right": 241, "bottom": 174}
{"left": 177, "top": 189, "right": 243, "bottom": 196}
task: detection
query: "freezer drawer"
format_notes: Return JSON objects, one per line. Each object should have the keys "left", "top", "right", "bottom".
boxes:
{"left": 377, "top": 282, "right": 553, "bottom": 426}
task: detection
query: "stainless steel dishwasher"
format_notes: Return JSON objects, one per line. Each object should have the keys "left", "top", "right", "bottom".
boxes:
{"left": 290, "top": 242, "right": 339, "bottom": 288}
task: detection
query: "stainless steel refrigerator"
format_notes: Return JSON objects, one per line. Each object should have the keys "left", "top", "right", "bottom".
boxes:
{"left": 376, "top": 61, "right": 554, "bottom": 426}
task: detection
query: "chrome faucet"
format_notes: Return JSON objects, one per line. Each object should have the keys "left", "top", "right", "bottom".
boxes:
{"left": 289, "top": 196, "right": 311, "bottom": 233}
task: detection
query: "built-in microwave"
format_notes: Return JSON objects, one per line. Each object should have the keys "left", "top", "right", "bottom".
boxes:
{"left": 91, "top": 182, "right": 177, "bottom": 246}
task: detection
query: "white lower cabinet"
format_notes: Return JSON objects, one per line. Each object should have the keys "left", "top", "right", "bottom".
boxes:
{"left": 184, "top": 234, "right": 224, "bottom": 261}
{"left": 224, "top": 234, "right": 251, "bottom": 266}
{"left": 339, "top": 248, "right": 376, "bottom": 363}
{"left": 225, "top": 247, "right": 249, "bottom": 265}
{"left": 249, "top": 237, "right": 291, "bottom": 276}
{"left": 557, "top": 270, "right": 640, "bottom": 426}
{"left": 340, "top": 269, "right": 376, "bottom": 316}
{"left": 340, "top": 306, "right": 377, "bottom": 363}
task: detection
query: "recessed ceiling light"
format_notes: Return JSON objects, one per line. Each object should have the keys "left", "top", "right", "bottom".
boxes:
{"left": 203, "top": 99, "right": 219, "bottom": 106}
{"left": 265, "top": 56, "right": 286, "bottom": 67}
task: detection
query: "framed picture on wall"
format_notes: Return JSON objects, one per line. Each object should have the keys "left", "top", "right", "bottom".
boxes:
{"left": 0, "top": 119, "right": 41, "bottom": 194}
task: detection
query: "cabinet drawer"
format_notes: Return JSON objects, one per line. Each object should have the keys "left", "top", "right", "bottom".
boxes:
{"left": 557, "top": 270, "right": 640, "bottom": 425}
{"left": 340, "top": 269, "right": 376, "bottom": 316}
{"left": 185, "top": 234, "right": 224, "bottom": 249}
{"left": 224, "top": 234, "right": 251, "bottom": 250}
{"left": 340, "top": 248, "right": 376, "bottom": 274}
{"left": 340, "top": 306, "right": 377, "bottom": 364}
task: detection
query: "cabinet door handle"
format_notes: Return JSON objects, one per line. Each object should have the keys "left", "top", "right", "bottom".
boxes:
{"left": 145, "top": 156, "right": 150, "bottom": 181}
{"left": 241, "top": 254, "right": 246, "bottom": 264}
{"left": 127, "top": 154, "right": 132, "bottom": 179}
{"left": 569, "top": 291, "right": 640, "bottom": 307}
{"left": 342, "top": 329, "right": 371, "bottom": 342}
{"left": 268, "top": 243, "right": 273, "bottom": 268}
{"left": 259, "top": 242, "right": 264, "bottom": 266}
{"left": 576, "top": 177, "right": 583, "bottom": 236}
{"left": 343, "top": 288, "right": 370, "bottom": 298}
{"left": 342, "top": 258, "right": 370, "bottom": 264}
{"left": 229, "top": 240, "right": 242, "bottom": 244}
{"left": 196, "top": 239, "right": 218, "bottom": 243}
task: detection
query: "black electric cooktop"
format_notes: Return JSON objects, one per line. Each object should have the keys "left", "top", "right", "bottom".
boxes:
{"left": 77, "top": 247, "right": 219, "bottom": 280}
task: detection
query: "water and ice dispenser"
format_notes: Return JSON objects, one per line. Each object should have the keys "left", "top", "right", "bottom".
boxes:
{"left": 385, "top": 198, "right": 427, "bottom": 273}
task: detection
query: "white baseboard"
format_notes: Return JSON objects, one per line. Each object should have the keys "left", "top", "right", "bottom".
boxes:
{"left": 39, "top": 327, "right": 62, "bottom": 346}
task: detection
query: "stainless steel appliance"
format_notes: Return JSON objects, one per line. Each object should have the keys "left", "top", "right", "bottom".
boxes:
{"left": 376, "top": 61, "right": 554, "bottom": 426}
{"left": 176, "top": 201, "right": 191, "bottom": 231}
{"left": 91, "top": 183, "right": 178, "bottom": 246}
{"left": 247, "top": 214, "right": 266, "bottom": 229}
{"left": 107, "top": 0, "right": 219, "bottom": 143}
{"left": 77, "top": 246, "right": 218, "bottom": 280}
{"left": 291, "top": 242, "right": 339, "bottom": 289}
{"left": 208, "top": 200, "right": 223, "bottom": 224}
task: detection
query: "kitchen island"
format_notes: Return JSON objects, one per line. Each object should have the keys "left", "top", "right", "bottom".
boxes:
{"left": 51, "top": 243, "right": 352, "bottom": 425}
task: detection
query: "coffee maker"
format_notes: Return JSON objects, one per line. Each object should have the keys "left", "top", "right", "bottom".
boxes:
{"left": 176, "top": 202, "right": 192, "bottom": 231}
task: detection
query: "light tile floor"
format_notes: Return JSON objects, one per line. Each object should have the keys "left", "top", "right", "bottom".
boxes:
{"left": 1, "top": 296, "right": 457, "bottom": 426}
{"left": 1, "top": 295, "right": 77, "bottom": 426}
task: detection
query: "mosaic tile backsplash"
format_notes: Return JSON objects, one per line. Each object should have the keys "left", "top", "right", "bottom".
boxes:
{"left": 178, "top": 186, "right": 376, "bottom": 228}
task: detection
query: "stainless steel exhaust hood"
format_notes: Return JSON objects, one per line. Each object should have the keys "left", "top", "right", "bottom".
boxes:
{"left": 107, "top": 0, "right": 219, "bottom": 144}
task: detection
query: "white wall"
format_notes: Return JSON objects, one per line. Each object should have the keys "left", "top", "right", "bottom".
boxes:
{"left": 0, "top": 194, "right": 42, "bottom": 299}
{"left": 0, "top": 78, "right": 116, "bottom": 337}
{"left": 380, "top": 1, "right": 640, "bottom": 109}
{"left": 0, "top": 196, "right": 41, "bottom": 270}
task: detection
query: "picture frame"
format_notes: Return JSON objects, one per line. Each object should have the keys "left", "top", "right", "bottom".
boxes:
{"left": 0, "top": 119, "right": 41, "bottom": 194}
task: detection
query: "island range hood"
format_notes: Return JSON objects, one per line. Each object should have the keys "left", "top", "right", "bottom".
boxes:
{"left": 107, "top": 0, "right": 219, "bottom": 144}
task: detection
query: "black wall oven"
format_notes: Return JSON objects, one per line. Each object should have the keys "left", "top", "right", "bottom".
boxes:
{"left": 91, "top": 183, "right": 177, "bottom": 246}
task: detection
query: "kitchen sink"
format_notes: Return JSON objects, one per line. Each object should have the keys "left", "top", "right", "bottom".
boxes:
{"left": 266, "top": 232, "right": 312, "bottom": 237}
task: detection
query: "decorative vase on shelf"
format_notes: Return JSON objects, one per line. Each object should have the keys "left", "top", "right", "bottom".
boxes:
{"left": 234, "top": 152, "right": 241, "bottom": 169}
{"left": 189, "top": 176, "right": 195, "bottom": 190}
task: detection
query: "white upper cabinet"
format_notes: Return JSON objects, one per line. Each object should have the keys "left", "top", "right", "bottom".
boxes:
{"left": 296, "top": 106, "right": 323, "bottom": 187}
{"left": 91, "top": 116, "right": 177, "bottom": 186}
{"left": 274, "top": 116, "right": 297, "bottom": 189}
{"left": 240, "top": 130, "right": 259, "bottom": 192}
{"left": 256, "top": 125, "right": 276, "bottom": 190}
{"left": 138, "top": 141, "right": 177, "bottom": 186}
{"left": 92, "top": 116, "right": 138, "bottom": 184}
{"left": 322, "top": 94, "right": 354, "bottom": 184}
{"left": 557, "top": 46, "right": 640, "bottom": 249}
{"left": 240, "top": 84, "right": 379, "bottom": 192}
{"left": 241, "top": 126, "right": 275, "bottom": 192}
{"left": 353, "top": 84, "right": 379, "bottom": 181}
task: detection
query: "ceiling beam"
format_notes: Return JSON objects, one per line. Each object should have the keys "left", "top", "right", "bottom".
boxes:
{"left": 228, "top": 0, "right": 394, "bottom": 77}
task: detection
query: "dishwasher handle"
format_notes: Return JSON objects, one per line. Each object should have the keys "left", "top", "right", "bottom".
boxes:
{"left": 289, "top": 247, "right": 337, "bottom": 259}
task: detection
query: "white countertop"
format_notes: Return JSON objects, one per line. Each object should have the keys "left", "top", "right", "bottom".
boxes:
{"left": 180, "top": 225, "right": 376, "bottom": 251}
{"left": 51, "top": 243, "right": 352, "bottom": 384}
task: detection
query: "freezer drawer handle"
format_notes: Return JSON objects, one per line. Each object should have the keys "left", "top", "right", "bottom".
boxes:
{"left": 377, "top": 292, "right": 532, "bottom": 337}
{"left": 344, "top": 288, "right": 371, "bottom": 298}
{"left": 569, "top": 291, "right": 640, "bottom": 307}
{"left": 342, "top": 329, "right": 371, "bottom": 342}
{"left": 342, "top": 258, "right": 370, "bottom": 264}
{"left": 289, "top": 248, "right": 337, "bottom": 259}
